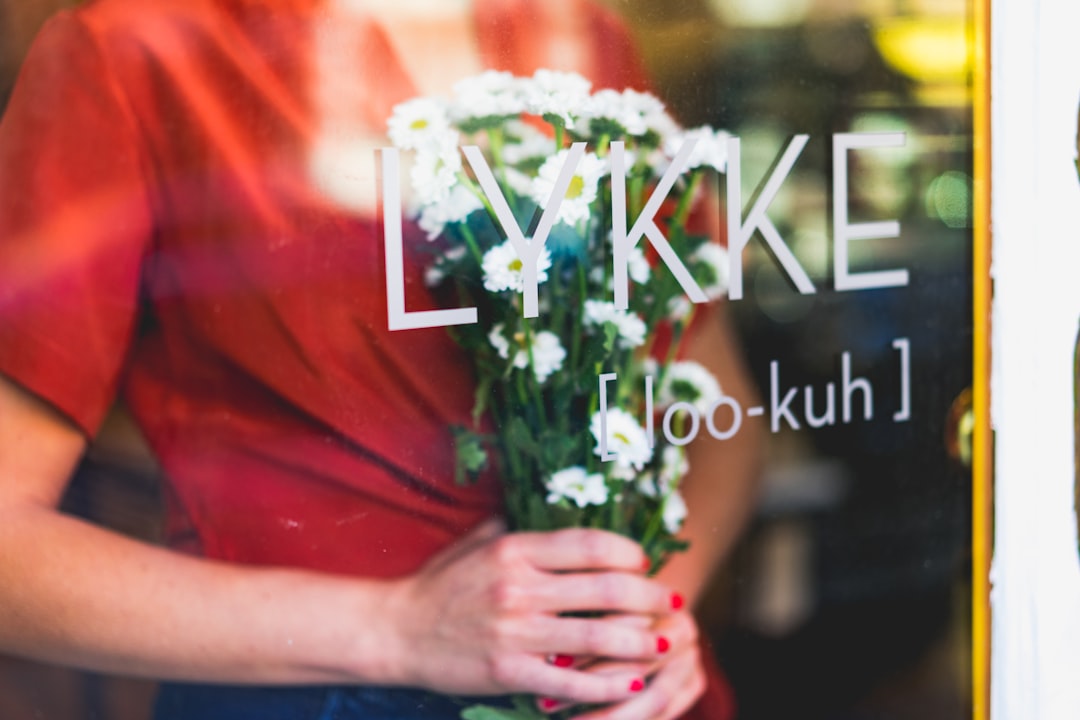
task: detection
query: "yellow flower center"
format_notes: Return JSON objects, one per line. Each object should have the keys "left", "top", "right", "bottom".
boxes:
{"left": 566, "top": 175, "right": 585, "bottom": 200}
{"left": 614, "top": 431, "right": 630, "bottom": 444}
{"left": 410, "top": 118, "right": 429, "bottom": 131}
{"left": 508, "top": 258, "right": 523, "bottom": 272}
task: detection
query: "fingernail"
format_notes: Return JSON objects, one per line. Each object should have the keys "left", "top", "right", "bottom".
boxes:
{"left": 539, "top": 697, "right": 560, "bottom": 711}
{"left": 657, "top": 635, "right": 670, "bottom": 653}
{"left": 629, "top": 678, "right": 645, "bottom": 693}
{"left": 552, "top": 654, "right": 574, "bottom": 668}
{"left": 671, "top": 592, "right": 684, "bottom": 610}
{"left": 642, "top": 556, "right": 652, "bottom": 572}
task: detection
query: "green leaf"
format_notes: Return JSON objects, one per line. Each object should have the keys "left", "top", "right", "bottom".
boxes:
{"left": 535, "top": 425, "right": 572, "bottom": 458}
{"left": 580, "top": 327, "right": 618, "bottom": 369}
{"left": 602, "top": 321, "right": 618, "bottom": 353}
{"left": 511, "top": 695, "right": 551, "bottom": 718}
{"left": 459, "top": 704, "right": 538, "bottom": 720}
{"left": 459, "top": 696, "right": 550, "bottom": 720}
{"left": 505, "top": 416, "right": 541, "bottom": 459}
{"left": 453, "top": 427, "right": 489, "bottom": 485}
{"left": 525, "top": 492, "right": 553, "bottom": 532}
{"left": 472, "top": 375, "right": 495, "bottom": 427}
{"left": 456, "top": 114, "right": 519, "bottom": 135}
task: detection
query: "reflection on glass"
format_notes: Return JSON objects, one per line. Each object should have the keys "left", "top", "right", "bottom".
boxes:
{"left": 0, "top": 0, "right": 975, "bottom": 717}
{"left": 621, "top": 0, "right": 974, "bottom": 716}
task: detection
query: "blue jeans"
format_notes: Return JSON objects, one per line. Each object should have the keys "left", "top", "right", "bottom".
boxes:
{"left": 154, "top": 683, "right": 513, "bottom": 720}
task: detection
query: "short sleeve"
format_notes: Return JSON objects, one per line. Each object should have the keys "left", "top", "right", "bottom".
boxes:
{"left": 0, "top": 12, "right": 153, "bottom": 436}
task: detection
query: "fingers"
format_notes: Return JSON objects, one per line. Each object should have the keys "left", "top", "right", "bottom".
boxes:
{"left": 536, "top": 611, "right": 704, "bottom": 719}
{"left": 536, "top": 660, "right": 650, "bottom": 715}
{"left": 478, "top": 530, "right": 673, "bottom": 617}
{"left": 490, "top": 653, "right": 648, "bottom": 706}
{"left": 649, "top": 610, "right": 699, "bottom": 656}
{"left": 400, "top": 525, "right": 681, "bottom": 702}
{"left": 506, "top": 528, "right": 649, "bottom": 574}
{"left": 515, "top": 615, "right": 671, "bottom": 661}
{"left": 562, "top": 645, "right": 704, "bottom": 720}
{"left": 526, "top": 571, "right": 678, "bottom": 616}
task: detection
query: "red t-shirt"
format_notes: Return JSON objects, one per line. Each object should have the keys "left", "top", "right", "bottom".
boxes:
{"left": 0, "top": 1, "right": 733, "bottom": 716}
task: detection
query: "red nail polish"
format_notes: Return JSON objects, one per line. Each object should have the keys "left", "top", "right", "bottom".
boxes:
{"left": 629, "top": 678, "right": 645, "bottom": 693}
{"left": 552, "top": 654, "right": 574, "bottom": 668}
{"left": 657, "top": 636, "right": 670, "bottom": 653}
{"left": 671, "top": 592, "right": 684, "bottom": 610}
{"left": 642, "top": 556, "right": 652, "bottom": 572}
{"left": 539, "top": 698, "right": 559, "bottom": 711}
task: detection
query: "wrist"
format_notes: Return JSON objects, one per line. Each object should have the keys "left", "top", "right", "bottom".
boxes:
{"left": 336, "top": 575, "right": 415, "bottom": 688}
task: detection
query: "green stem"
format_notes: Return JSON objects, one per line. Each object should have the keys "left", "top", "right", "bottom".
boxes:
{"left": 640, "top": 494, "right": 666, "bottom": 552}
{"left": 665, "top": 307, "right": 696, "bottom": 367}
{"left": 595, "top": 133, "right": 611, "bottom": 158}
{"left": 608, "top": 477, "right": 624, "bottom": 532}
{"left": 672, "top": 171, "right": 703, "bottom": 228}
{"left": 570, "top": 262, "right": 587, "bottom": 375}
{"left": 521, "top": 317, "right": 549, "bottom": 432}
{"left": 586, "top": 361, "right": 604, "bottom": 473}
{"left": 629, "top": 172, "right": 645, "bottom": 224}
{"left": 459, "top": 223, "right": 485, "bottom": 265}
{"left": 489, "top": 393, "right": 526, "bottom": 526}
{"left": 487, "top": 127, "right": 517, "bottom": 209}
{"left": 459, "top": 172, "right": 499, "bottom": 228}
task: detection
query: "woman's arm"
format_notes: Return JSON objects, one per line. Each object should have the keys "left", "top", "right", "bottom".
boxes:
{"left": 657, "top": 304, "right": 763, "bottom": 607}
{"left": 0, "top": 374, "right": 679, "bottom": 703}
{"left": 0, "top": 373, "right": 403, "bottom": 685}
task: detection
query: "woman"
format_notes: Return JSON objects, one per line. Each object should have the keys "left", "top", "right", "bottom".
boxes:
{"left": 0, "top": 0, "right": 760, "bottom": 717}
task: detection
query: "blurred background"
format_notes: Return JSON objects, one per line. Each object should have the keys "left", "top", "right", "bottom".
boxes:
{"left": 616, "top": 1, "right": 974, "bottom": 718}
{"left": 0, "top": 0, "right": 975, "bottom": 717}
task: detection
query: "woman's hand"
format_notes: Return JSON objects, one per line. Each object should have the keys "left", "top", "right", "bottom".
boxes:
{"left": 536, "top": 609, "right": 705, "bottom": 720}
{"left": 381, "top": 520, "right": 680, "bottom": 705}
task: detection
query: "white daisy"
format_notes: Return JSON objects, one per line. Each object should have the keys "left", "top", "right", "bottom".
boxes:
{"left": 501, "top": 129, "right": 557, "bottom": 166}
{"left": 662, "top": 490, "right": 688, "bottom": 533}
{"left": 387, "top": 98, "right": 451, "bottom": 150}
{"left": 644, "top": 107, "right": 681, "bottom": 145}
{"left": 410, "top": 131, "right": 463, "bottom": 205}
{"left": 546, "top": 466, "right": 608, "bottom": 508}
{"left": 636, "top": 446, "right": 688, "bottom": 498}
{"left": 665, "top": 126, "right": 731, "bottom": 173}
{"left": 417, "top": 184, "right": 482, "bottom": 240}
{"left": 627, "top": 245, "right": 651, "bottom": 284}
{"left": 450, "top": 70, "right": 527, "bottom": 123}
{"left": 692, "top": 242, "right": 730, "bottom": 300}
{"left": 502, "top": 166, "right": 536, "bottom": 198}
{"left": 588, "top": 245, "right": 649, "bottom": 289}
{"left": 581, "top": 88, "right": 671, "bottom": 138}
{"left": 591, "top": 407, "right": 653, "bottom": 474}
{"left": 487, "top": 324, "right": 566, "bottom": 383}
{"left": 481, "top": 239, "right": 552, "bottom": 294}
{"left": 423, "top": 246, "right": 467, "bottom": 287}
{"left": 658, "top": 445, "right": 689, "bottom": 490}
{"left": 524, "top": 69, "right": 592, "bottom": 127}
{"left": 658, "top": 361, "right": 723, "bottom": 413}
{"left": 584, "top": 300, "right": 647, "bottom": 348}
{"left": 532, "top": 332, "right": 567, "bottom": 382}
{"left": 530, "top": 149, "right": 607, "bottom": 227}
{"left": 667, "top": 296, "right": 693, "bottom": 322}
{"left": 487, "top": 324, "right": 513, "bottom": 360}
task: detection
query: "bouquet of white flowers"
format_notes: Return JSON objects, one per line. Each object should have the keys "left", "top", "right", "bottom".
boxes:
{"left": 385, "top": 69, "right": 731, "bottom": 718}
